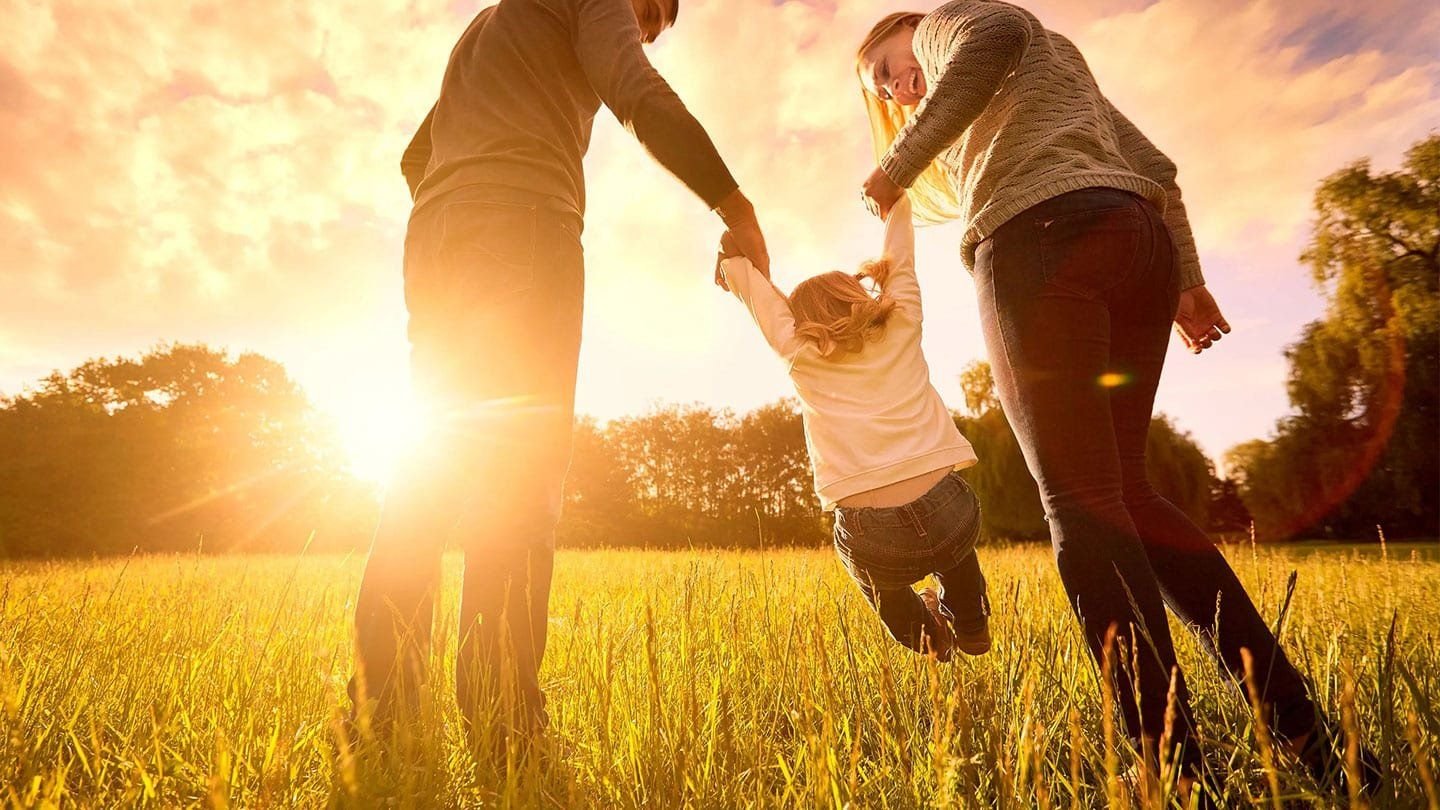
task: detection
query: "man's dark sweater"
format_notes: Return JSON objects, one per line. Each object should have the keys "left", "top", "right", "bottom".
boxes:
{"left": 402, "top": 0, "right": 738, "bottom": 216}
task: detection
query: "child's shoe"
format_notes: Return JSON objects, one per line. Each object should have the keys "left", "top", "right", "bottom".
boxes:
{"left": 952, "top": 614, "right": 991, "bottom": 656}
{"left": 917, "top": 588, "right": 956, "bottom": 662}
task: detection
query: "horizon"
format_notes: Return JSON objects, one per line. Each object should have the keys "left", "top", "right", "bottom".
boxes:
{"left": 2, "top": 0, "right": 1438, "bottom": 480}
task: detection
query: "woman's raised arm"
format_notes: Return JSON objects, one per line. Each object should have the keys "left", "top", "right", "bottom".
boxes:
{"left": 880, "top": 2, "right": 1031, "bottom": 190}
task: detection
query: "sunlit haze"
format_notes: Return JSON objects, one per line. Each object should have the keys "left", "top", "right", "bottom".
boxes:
{"left": 2, "top": 0, "right": 1437, "bottom": 479}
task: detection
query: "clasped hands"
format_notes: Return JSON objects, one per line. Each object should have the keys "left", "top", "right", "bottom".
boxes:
{"left": 713, "top": 189, "right": 769, "bottom": 292}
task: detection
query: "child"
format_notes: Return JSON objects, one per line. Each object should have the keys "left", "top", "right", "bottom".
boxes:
{"left": 718, "top": 194, "right": 990, "bottom": 660}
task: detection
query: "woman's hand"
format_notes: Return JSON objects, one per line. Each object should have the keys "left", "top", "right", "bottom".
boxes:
{"left": 714, "top": 230, "right": 743, "bottom": 291}
{"left": 861, "top": 166, "right": 904, "bottom": 219}
{"left": 1174, "top": 285, "right": 1232, "bottom": 354}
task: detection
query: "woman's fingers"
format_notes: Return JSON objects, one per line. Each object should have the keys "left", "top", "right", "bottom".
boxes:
{"left": 1176, "top": 321, "right": 1214, "bottom": 354}
{"left": 860, "top": 165, "right": 903, "bottom": 219}
{"left": 860, "top": 188, "right": 880, "bottom": 218}
{"left": 1174, "top": 322, "right": 1197, "bottom": 352}
{"left": 1174, "top": 286, "right": 1232, "bottom": 355}
{"left": 1180, "top": 321, "right": 1228, "bottom": 354}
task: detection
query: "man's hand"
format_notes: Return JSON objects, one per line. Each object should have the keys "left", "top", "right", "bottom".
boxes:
{"left": 1174, "top": 285, "right": 1232, "bottom": 354}
{"left": 861, "top": 165, "right": 904, "bottom": 219}
{"left": 713, "top": 189, "right": 770, "bottom": 286}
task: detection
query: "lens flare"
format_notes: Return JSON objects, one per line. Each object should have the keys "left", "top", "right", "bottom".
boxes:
{"left": 332, "top": 391, "right": 430, "bottom": 485}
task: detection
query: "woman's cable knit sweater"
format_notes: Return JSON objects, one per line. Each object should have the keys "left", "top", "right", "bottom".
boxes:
{"left": 880, "top": 0, "right": 1205, "bottom": 289}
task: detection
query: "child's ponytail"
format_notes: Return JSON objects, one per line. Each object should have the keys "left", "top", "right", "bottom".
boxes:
{"left": 856, "top": 257, "right": 892, "bottom": 289}
{"left": 789, "top": 260, "right": 898, "bottom": 358}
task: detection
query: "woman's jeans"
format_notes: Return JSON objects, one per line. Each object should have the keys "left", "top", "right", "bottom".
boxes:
{"left": 350, "top": 184, "right": 584, "bottom": 745}
{"left": 974, "top": 188, "right": 1316, "bottom": 767}
{"left": 833, "top": 472, "right": 989, "bottom": 652}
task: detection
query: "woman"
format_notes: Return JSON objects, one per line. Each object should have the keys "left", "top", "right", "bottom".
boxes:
{"left": 855, "top": 2, "right": 1380, "bottom": 799}
{"left": 352, "top": 0, "right": 769, "bottom": 755}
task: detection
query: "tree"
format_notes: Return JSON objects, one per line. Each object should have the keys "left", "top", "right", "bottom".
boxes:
{"left": 733, "top": 400, "right": 814, "bottom": 528}
{"left": 1207, "top": 477, "right": 1253, "bottom": 535}
{"left": 0, "top": 347, "right": 1226, "bottom": 554}
{"left": 1145, "top": 415, "right": 1215, "bottom": 528}
{"left": 956, "top": 409, "right": 1047, "bottom": 539}
{"left": 959, "top": 361, "right": 1001, "bottom": 416}
{"left": 0, "top": 345, "right": 373, "bottom": 557}
{"left": 1229, "top": 136, "right": 1439, "bottom": 539}
{"left": 560, "top": 402, "right": 827, "bottom": 548}
{"left": 953, "top": 367, "right": 1216, "bottom": 541}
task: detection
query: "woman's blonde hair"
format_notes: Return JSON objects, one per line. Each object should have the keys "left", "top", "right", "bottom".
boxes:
{"left": 789, "top": 259, "right": 898, "bottom": 358}
{"left": 857, "top": 12, "right": 963, "bottom": 225}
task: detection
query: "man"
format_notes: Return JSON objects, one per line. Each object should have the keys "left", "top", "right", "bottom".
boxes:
{"left": 351, "top": 0, "right": 769, "bottom": 751}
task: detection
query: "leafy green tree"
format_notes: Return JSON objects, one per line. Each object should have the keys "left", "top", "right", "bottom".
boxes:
{"left": 733, "top": 400, "right": 814, "bottom": 528}
{"left": 561, "top": 402, "right": 825, "bottom": 548}
{"left": 1145, "top": 415, "right": 1213, "bottom": 527}
{"left": 954, "top": 361, "right": 1047, "bottom": 538}
{"left": 960, "top": 361, "right": 1001, "bottom": 416}
{"left": 1207, "top": 477, "right": 1253, "bottom": 535}
{"left": 1230, "top": 136, "right": 1438, "bottom": 539}
{"left": 0, "top": 345, "right": 373, "bottom": 557}
{"left": 1, "top": 348, "right": 1224, "bottom": 555}
{"left": 559, "top": 416, "right": 641, "bottom": 546}
{"left": 955, "top": 409, "right": 1047, "bottom": 539}
{"left": 953, "top": 363, "right": 1215, "bottom": 541}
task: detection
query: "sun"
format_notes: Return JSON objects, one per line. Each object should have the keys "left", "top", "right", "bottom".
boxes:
{"left": 328, "top": 388, "right": 429, "bottom": 485}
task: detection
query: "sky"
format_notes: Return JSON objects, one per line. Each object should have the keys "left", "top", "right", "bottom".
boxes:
{"left": 1, "top": 0, "right": 1438, "bottom": 479}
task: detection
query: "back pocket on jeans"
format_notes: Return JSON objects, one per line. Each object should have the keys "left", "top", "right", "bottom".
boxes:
{"left": 1036, "top": 205, "right": 1143, "bottom": 298}
{"left": 437, "top": 199, "right": 538, "bottom": 303}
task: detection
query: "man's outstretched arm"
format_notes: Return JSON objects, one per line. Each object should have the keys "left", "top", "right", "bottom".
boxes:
{"left": 574, "top": 0, "right": 768, "bottom": 272}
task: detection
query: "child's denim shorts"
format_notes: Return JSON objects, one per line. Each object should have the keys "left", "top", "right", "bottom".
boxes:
{"left": 832, "top": 471, "right": 982, "bottom": 590}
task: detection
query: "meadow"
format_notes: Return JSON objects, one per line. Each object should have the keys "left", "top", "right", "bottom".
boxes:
{"left": 1, "top": 542, "right": 1437, "bottom": 808}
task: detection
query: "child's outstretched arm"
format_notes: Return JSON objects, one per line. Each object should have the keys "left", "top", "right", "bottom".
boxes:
{"left": 718, "top": 233, "right": 802, "bottom": 360}
{"left": 881, "top": 195, "right": 923, "bottom": 320}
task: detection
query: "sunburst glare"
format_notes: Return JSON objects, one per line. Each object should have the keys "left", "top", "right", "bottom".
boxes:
{"left": 330, "top": 387, "right": 429, "bottom": 485}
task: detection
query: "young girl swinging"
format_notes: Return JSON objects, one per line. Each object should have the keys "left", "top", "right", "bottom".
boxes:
{"left": 719, "top": 194, "right": 989, "bottom": 661}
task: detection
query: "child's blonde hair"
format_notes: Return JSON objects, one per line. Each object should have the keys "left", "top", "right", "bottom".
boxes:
{"left": 789, "top": 259, "right": 897, "bottom": 358}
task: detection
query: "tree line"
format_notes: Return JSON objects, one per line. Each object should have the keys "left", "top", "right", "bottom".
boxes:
{"left": 0, "top": 344, "right": 1229, "bottom": 556}
{"left": 558, "top": 380, "right": 1237, "bottom": 549}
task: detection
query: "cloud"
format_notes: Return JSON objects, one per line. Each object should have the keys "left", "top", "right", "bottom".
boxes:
{"left": 1076, "top": 0, "right": 1440, "bottom": 254}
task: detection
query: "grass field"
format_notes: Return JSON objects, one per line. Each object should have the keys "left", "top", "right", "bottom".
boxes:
{"left": 2, "top": 542, "right": 1437, "bottom": 808}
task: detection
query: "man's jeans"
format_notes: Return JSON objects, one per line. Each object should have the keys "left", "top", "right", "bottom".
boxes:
{"left": 974, "top": 188, "right": 1316, "bottom": 768}
{"left": 833, "top": 472, "right": 989, "bottom": 652}
{"left": 351, "top": 184, "right": 583, "bottom": 744}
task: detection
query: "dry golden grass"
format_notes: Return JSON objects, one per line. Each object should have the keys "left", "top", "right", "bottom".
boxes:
{"left": 2, "top": 542, "right": 1437, "bottom": 808}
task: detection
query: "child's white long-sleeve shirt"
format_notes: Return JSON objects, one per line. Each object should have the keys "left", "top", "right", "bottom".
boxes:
{"left": 721, "top": 196, "right": 977, "bottom": 510}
